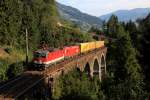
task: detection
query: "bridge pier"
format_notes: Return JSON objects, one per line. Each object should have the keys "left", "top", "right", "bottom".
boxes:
{"left": 100, "top": 54, "right": 107, "bottom": 79}
{"left": 44, "top": 76, "right": 54, "bottom": 97}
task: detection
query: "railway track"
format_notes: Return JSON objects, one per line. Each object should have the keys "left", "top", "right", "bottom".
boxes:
{"left": 0, "top": 71, "right": 43, "bottom": 99}
{"left": 0, "top": 75, "right": 25, "bottom": 91}
{"left": 14, "top": 77, "right": 44, "bottom": 99}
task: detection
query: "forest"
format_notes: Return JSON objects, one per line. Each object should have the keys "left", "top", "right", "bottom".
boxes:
{"left": 0, "top": 0, "right": 150, "bottom": 99}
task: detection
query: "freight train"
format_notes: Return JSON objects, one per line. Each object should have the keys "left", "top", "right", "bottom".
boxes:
{"left": 32, "top": 41, "right": 104, "bottom": 69}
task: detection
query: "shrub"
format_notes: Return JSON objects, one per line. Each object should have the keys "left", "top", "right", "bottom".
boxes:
{"left": 0, "top": 59, "right": 9, "bottom": 81}
{"left": 6, "top": 61, "right": 24, "bottom": 79}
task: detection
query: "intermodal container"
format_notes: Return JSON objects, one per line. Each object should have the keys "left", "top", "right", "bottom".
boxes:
{"left": 88, "top": 42, "right": 96, "bottom": 51}
{"left": 80, "top": 43, "right": 89, "bottom": 53}
{"left": 95, "top": 41, "right": 104, "bottom": 49}
{"left": 80, "top": 42, "right": 96, "bottom": 53}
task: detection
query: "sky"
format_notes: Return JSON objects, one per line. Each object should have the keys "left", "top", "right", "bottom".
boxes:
{"left": 56, "top": 0, "right": 150, "bottom": 16}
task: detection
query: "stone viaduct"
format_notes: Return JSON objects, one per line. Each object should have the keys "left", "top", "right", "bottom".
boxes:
{"left": 44, "top": 47, "right": 107, "bottom": 89}
{"left": 0, "top": 47, "right": 107, "bottom": 99}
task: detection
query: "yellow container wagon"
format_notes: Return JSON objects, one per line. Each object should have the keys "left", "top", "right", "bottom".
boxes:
{"left": 95, "top": 41, "right": 104, "bottom": 49}
{"left": 88, "top": 42, "right": 96, "bottom": 51}
{"left": 80, "top": 41, "right": 104, "bottom": 53}
{"left": 80, "top": 42, "right": 89, "bottom": 53}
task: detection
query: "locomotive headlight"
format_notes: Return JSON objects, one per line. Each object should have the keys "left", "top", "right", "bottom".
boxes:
{"left": 39, "top": 60, "right": 42, "bottom": 64}
{"left": 34, "top": 61, "right": 38, "bottom": 63}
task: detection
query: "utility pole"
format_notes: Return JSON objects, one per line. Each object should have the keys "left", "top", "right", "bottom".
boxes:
{"left": 26, "top": 28, "right": 29, "bottom": 64}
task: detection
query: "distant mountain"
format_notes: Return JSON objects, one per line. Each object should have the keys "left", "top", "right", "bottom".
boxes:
{"left": 100, "top": 8, "right": 150, "bottom": 22}
{"left": 56, "top": 2, "right": 103, "bottom": 32}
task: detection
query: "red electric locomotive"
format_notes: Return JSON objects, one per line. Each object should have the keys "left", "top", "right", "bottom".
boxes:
{"left": 33, "top": 49, "right": 64, "bottom": 68}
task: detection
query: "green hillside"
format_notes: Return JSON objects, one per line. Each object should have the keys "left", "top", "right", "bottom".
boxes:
{"left": 0, "top": 0, "right": 93, "bottom": 81}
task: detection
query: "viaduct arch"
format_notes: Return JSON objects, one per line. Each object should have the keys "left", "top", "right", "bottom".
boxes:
{"left": 80, "top": 52, "right": 107, "bottom": 81}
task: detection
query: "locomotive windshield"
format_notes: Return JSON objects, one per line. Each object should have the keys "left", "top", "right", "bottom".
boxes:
{"left": 34, "top": 51, "right": 48, "bottom": 58}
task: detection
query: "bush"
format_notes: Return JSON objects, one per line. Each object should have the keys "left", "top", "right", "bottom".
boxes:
{"left": 4, "top": 47, "right": 13, "bottom": 54}
{"left": 6, "top": 61, "right": 24, "bottom": 79}
{"left": 52, "top": 69, "right": 105, "bottom": 100}
{"left": 0, "top": 59, "right": 9, "bottom": 81}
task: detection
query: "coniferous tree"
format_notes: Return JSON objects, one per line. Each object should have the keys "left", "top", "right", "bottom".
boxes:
{"left": 125, "top": 21, "right": 142, "bottom": 51}
{"left": 20, "top": 0, "right": 41, "bottom": 49}
{"left": 53, "top": 70, "right": 105, "bottom": 100}
{"left": 0, "top": 0, "right": 23, "bottom": 46}
{"left": 40, "top": 0, "right": 59, "bottom": 47}
{"left": 105, "top": 15, "right": 143, "bottom": 100}
{"left": 107, "top": 15, "right": 119, "bottom": 37}
{"left": 139, "top": 14, "right": 150, "bottom": 93}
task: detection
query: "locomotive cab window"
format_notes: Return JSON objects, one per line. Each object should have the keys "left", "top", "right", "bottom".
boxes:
{"left": 34, "top": 51, "right": 48, "bottom": 58}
